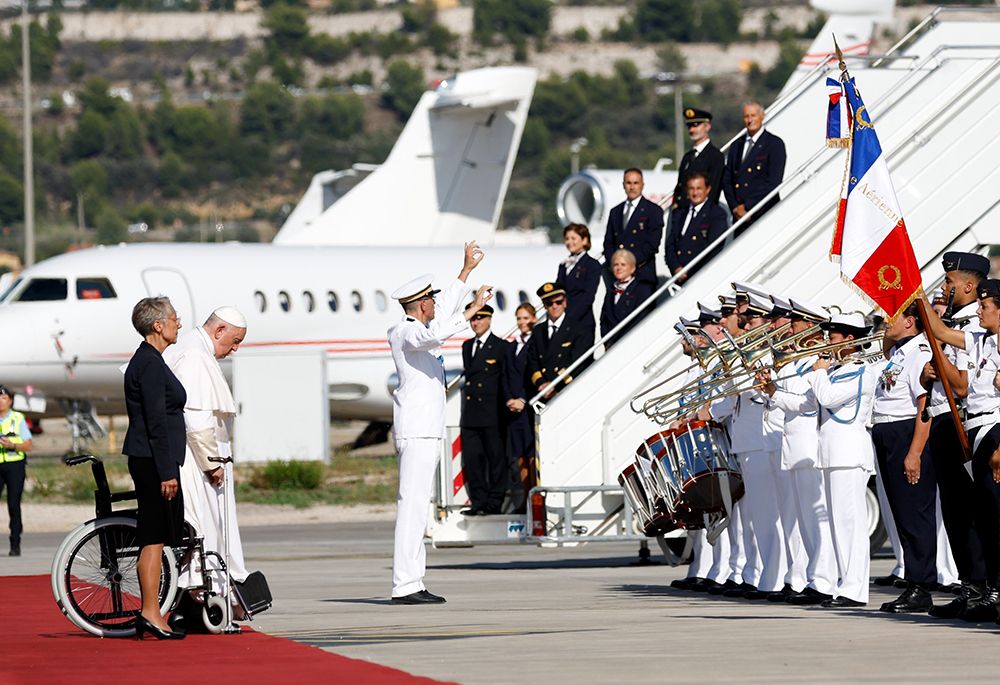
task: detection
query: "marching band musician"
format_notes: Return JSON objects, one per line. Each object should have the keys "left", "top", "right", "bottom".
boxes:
{"left": 870, "top": 301, "right": 939, "bottom": 614}
{"left": 921, "top": 280, "right": 1000, "bottom": 624}
{"left": 758, "top": 297, "right": 838, "bottom": 605}
{"left": 921, "top": 252, "right": 990, "bottom": 619}
{"left": 718, "top": 295, "right": 742, "bottom": 338}
{"left": 807, "top": 313, "right": 878, "bottom": 607}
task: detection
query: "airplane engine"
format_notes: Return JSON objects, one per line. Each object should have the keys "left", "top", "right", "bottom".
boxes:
{"left": 555, "top": 163, "right": 678, "bottom": 249}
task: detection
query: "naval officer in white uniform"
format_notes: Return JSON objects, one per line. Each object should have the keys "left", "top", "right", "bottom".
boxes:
{"left": 388, "top": 242, "right": 493, "bottom": 604}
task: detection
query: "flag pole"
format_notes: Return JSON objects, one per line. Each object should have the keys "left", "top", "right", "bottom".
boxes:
{"left": 915, "top": 298, "right": 973, "bottom": 463}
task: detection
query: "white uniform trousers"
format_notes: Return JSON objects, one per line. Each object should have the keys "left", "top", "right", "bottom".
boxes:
{"left": 790, "top": 467, "right": 837, "bottom": 596}
{"left": 686, "top": 523, "right": 733, "bottom": 584}
{"left": 875, "top": 461, "right": 905, "bottom": 578}
{"left": 738, "top": 450, "right": 787, "bottom": 592}
{"left": 392, "top": 437, "right": 441, "bottom": 597}
{"left": 728, "top": 499, "right": 756, "bottom": 585}
{"left": 824, "top": 467, "right": 870, "bottom": 603}
{"left": 775, "top": 464, "right": 807, "bottom": 591}
{"left": 686, "top": 529, "right": 713, "bottom": 580}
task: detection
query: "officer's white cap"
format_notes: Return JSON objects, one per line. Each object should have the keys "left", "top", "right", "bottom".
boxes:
{"left": 733, "top": 280, "right": 776, "bottom": 298}
{"left": 391, "top": 274, "right": 440, "bottom": 305}
{"left": 212, "top": 306, "right": 246, "bottom": 328}
{"left": 788, "top": 297, "right": 830, "bottom": 323}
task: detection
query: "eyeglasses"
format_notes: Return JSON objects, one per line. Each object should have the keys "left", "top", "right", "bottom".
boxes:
{"left": 543, "top": 298, "right": 566, "bottom": 307}
{"left": 686, "top": 122, "right": 705, "bottom": 128}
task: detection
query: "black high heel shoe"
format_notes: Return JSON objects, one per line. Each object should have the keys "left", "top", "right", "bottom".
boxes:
{"left": 135, "top": 615, "right": 186, "bottom": 641}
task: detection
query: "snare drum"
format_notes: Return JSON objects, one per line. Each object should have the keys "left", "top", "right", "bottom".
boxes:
{"left": 618, "top": 463, "right": 675, "bottom": 536}
{"left": 635, "top": 430, "right": 679, "bottom": 516}
{"left": 669, "top": 421, "right": 744, "bottom": 513}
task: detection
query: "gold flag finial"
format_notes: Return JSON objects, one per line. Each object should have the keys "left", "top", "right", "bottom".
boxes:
{"left": 833, "top": 34, "right": 847, "bottom": 72}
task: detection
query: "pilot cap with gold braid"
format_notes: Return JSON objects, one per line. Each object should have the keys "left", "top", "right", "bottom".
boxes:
{"left": 391, "top": 273, "right": 441, "bottom": 305}
{"left": 536, "top": 282, "right": 566, "bottom": 301}
{"left": 684, "top": 107, "right": 712, "bottom": 125}
{"left": 464, "top": 302, "right": 494, "bottom": 319}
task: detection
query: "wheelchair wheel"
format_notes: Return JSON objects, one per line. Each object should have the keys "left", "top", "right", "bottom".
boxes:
{"left": 52, "top": 517, "right": 179, "bottom": 637}
{"left": 203, "top": 595, "right": 227, "bottom": 634}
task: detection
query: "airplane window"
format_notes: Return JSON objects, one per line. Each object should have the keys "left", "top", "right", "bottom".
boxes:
{"left": 15, "top": 278, "right": 67, "bottom": 302}
{"left": 0, "top": 277, "right": 21, "bottom": 302}
{"left": 303, "top": 291, "right": 315, "bottom": 312}
{"left": 327, "top": 291, "right": 339, "bottom": 312}
{"left": 76, "top": 277, "right": 117, "bottom": 300}
{"left": 375, "top": 290, "right": 387, "bottom": 312}
{"left": 279, "top": 291, "right": 291, "bottom": 312}
{"left": 495, "top": 290, "right": 506, "bottom": 311}
{"left": 254, "top": 291, "right": 266, "bottom": 313}
{"left": 351, "top": 291, "right": 363, "bottom": 312}
{"left": 518, "top": 290, "right": 529, "bottom": 304}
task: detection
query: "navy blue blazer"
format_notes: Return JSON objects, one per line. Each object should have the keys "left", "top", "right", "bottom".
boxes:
{"left": 672, "top": 143, "right": 725, "bottom": 210}
{"left": 503, "top": 335, "right": 535, "bottom": 458}
{"left": 525, "top": 315, "right": 590, "bottom": 396}
{"left": 603, "top": 195, "right": 664, "bottom": 285}
{"left": 122, "top": 341, "right": 187, "bottom": 482}
{"left": 461, "top": 333, "right": 509, "bottom": 429}
{"left": 600, "top": 279, "right": 655, "bottom": 349}
{"left": 722, "top": 129, "right": 786, "bottom": 220}
{"left": 556, "top": 253, "right": 600, "bottom": 342}
{"left": 665, "top": 201, "right": 729, "bottom": 276}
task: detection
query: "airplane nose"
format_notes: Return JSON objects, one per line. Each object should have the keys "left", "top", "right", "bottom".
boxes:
{"left": 0, "top": 305, "right": 61, "bottom": 389}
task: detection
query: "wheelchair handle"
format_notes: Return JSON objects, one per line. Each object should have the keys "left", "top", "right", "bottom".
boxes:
{"left": 65, "top": 454, "right": 101, "bottom": 467}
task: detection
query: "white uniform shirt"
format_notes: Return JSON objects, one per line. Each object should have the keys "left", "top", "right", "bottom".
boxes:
{"left": 963, "top": 330, "right": 1000, "bottom": 415}
{"left": 808, "top": 360, "right": 877, "bottom": 470}
{"left": 873, "top": 334, "right": 932, "bottom": 420}
{"left": 929, "top": 301, "right": 981, "bottom": 409}
{"left": 710, "top": 351, "right": 780, "bottom": 453}
{"left": 768, "top": 355, "right": 820, "bottom": 469}
{"left": 388, "top": 278, "right": 471, "bottom": 440}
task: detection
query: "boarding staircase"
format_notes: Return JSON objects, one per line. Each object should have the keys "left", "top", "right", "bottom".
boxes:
{"left": 430, "top": 9, "right": 1000, "bottom": 547}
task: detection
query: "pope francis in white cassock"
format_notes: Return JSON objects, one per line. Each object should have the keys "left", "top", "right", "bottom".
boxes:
{"left": 163, "top": 306, "right": 249, "bottom": 605}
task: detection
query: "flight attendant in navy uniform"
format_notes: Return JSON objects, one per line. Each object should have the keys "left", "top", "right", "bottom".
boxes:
{"left": 920, "top": 252, "right": 990, "bottom": 618}
{"left": 387, "top": 242, "right": 493, "bottom": 605}
{"left": 556, "top": 223, "right": 601, "bottom": 346}
{"left": 871, "top": 301, "right": 938, "bottom": 613}
{"left": 922, "top": 280, "right": 1000, "bottom": 623}
{"left": 503, "top": 303, "right": 537, "bottom": 513}
{"left": 460, "top": 303, "right": 510, "bottom": 516}
{"left": 603, "top": 168, "right": 664, "bottom": 287}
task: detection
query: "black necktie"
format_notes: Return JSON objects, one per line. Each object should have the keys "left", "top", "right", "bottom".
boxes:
{"left": 474, "top": 339, "right": 482, "bottom": 357}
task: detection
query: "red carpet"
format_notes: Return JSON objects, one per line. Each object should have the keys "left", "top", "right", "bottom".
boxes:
{"left": 0, "top": 575, "right": 456, "bottom": 685}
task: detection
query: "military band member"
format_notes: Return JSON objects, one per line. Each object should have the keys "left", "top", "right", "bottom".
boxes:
{"left": 808, "top": 314, "right": 878, "bottom": 607}
{"left": 922, "top": 280, "right": 1000, "bottom": 623}
{"left": 920, "top": 252, "right": 990, "bottom": 618}
{"left": 871, "top": 301, "right": 938, "bottom": 613}
{"left": 460, "top": 304, "right": 510, "bottom": 517}
{"left": 671, "top": 107, "right": 724, "bottom": 211}
{"left": 387, "top": 243, "right": 493, "bottom": 605}
{"left": 525, "top": 283, "right": 591, "bottom": 401}
{"left": 603, "top": 168, "right": 664, "bottom": 286}
{"left": 722, "top": 100, "right": 786, "bottom": 234}
{"left": 665, "top": 172, "right": 728, "bottom": 283}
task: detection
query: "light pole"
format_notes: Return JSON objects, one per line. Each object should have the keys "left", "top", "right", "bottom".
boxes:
{"left": 21, "top": 0, "right": 34, "bottom": 267}
{"left": 570, "top": 137, "right": 588, "bottom": 175}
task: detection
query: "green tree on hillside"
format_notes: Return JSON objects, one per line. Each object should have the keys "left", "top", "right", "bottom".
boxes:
{"left": 240, "top": 81, "right": 295, "bottom": 142}
{"left": 472, "top": 0, "right": 551, "bottom": 44}
{"left": 382, "top": 60, "right": 424, "bottom": 119}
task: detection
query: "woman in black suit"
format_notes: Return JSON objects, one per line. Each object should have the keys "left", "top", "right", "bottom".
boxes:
{"left": 503, "top": 302, "right": 537, "bottom": 513}
{"left": 555, "top": 223, "right": 601, "bottom": 346}
{"left": 122, "top": 297, "right": 187, "bottom": 641}
{"left": 600, "top": 249, "right": 654, "bottom": 349}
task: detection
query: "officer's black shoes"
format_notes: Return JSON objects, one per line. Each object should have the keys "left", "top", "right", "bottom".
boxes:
{"left": 690, "top": 578, "right": 719, "bottom": 593}
{"left": 8, "top": 544, "right": 19, "bottom": 556}
{"left": 958, "top": 588, "right": 1000, "bottom": 622}
{"left": 766, "top": 584, "right": 794, "bottom": 602}
{"left": 708, "top": 579, "right": 740, "bottom": 595}
{"left": 786, "top": 587, "right": 833, "bottom": 605}
{"left": 742, "top": 589, "right": 772, "bottom": 600}
{"left": 873, "top": 574, "right": 903, "bottom": 587}
{"left": 460, "top": 508, "right": 485, "bottom": 516}
{"left": 928, "top": 580, "right": 986, "bottom": 619}
{"left": 821, "top": 596, "right": 866, "bottom": 608}
{"left": 670, "top": 577, "right": 702, "bottom": 591}
{"left": 722, "top": 582, "right": 755, "bottom": 598}
{"left": 880, "top": 583, "right": 933, "bottom": 613}
{"left": 391, "top": 590, "right": 447, "bottom": 605}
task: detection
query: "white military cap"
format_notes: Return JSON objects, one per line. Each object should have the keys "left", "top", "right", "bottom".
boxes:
{"left": 391, "top": 274, "right": 440, "bottom": 305}
{"left": 697, "top": 301, "right": 723, "bottom": 324}
{"left": 769, "top": 293, "right": 793, "bottom": 318}
{"left": 931, "top": 287, "right": 947, "bottom": 305}
{"left": 678, "top": 316, "right": 700, "bottom": 333}
{"left": 822, "top": 313, "right": 869, "bottom": 337}
{"left": 744, "top": 291, "right": 774, "bottom": 317}
{"left": 213, "top": 306, "right": 247, "bottom": 328}
{"left": 788, "top": 297, "right": 830, "bottom": 323}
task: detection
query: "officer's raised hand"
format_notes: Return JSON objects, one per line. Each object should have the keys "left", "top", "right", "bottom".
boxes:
{"left": 462, "top": 285, "right": 494, "bottom": 322}
{"left": 460, "top": 241, "right": 485, "bottom": 281}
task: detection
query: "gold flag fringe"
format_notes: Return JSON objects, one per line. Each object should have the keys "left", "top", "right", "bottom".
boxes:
{"left": 838, "top": 271, "right": 924, "bottom": 325}
{"left": 827, "top": 138, "right": 851, "bottom": 148}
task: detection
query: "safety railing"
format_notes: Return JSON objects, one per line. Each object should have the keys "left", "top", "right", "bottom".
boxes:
{"left": 525, "top": 484, "right": 648, "bottom": 544}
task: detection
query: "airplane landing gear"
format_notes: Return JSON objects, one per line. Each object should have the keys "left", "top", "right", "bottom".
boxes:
{"left": 59, "top": 399, "right": 106, "bottom": 456}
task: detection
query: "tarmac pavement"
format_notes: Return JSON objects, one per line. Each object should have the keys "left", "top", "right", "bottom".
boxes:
{"left": 10, "top": 523, "right": 1000, "bottom": 684}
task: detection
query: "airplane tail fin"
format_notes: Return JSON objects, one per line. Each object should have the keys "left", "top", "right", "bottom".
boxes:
{"left": 275, "top": 67, "right": 538, "bottom": 246}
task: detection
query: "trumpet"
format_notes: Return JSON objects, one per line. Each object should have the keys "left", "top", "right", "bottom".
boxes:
{"left": 767, "top": 332, "right": 885, "bottom": 371}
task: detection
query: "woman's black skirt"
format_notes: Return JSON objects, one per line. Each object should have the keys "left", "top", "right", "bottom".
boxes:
{"left": 128, "top": 456, "right": 184, "bottom": 548}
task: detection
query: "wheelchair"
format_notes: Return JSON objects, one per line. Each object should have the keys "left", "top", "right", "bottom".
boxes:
{"left": 50, "top": 455, "right": 253, "bottom": 638}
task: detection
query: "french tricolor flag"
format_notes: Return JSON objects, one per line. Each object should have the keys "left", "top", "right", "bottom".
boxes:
{"left": 826, "top": 78, "right": 851, "bottom": 148}
{"left": 830, "top": 76, "right": 922, "bottom": 322}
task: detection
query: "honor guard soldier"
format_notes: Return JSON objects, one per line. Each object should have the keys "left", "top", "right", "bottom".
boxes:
{"left": 603, "top": 168, "right": 664, "bottom": 286}
{"left": 460, "top": 304, "right": 510, "bottom": 517}
{"left": 0, "top": 385, "right": 32, "bottom": 556}
{"left": 671, "top": 107, "right": 724, "bottom": 211}
{"left": 665, "top": 171, "right": 729, "bottom": 283}
{"left": 722, "top": 100, "right": 786, "bottom": 234}
{"left": 387, "top": 243, "right": 493, "bottom": 605}
{"left": 807, "top": 314, "right": 878, "bottom": 607}
{"left": 920, "top": 252, "right": 990, "bottom": 618}
{"left": 525, "top": 283, "right": 591, "bottom": 401}
{"left": 871, "top": 301, "right": 938, "bottom": 613}
{"left": 922, "top": 280, "right": 1000, "bottom": 623}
